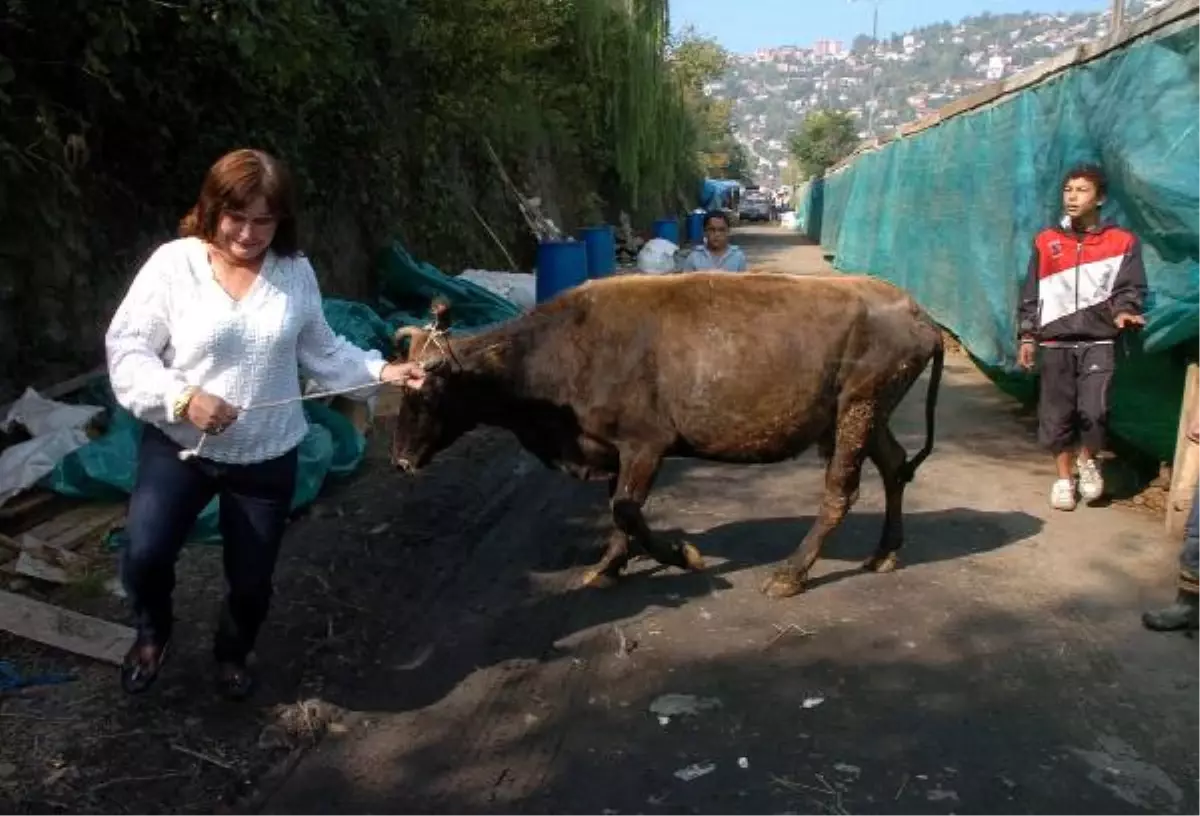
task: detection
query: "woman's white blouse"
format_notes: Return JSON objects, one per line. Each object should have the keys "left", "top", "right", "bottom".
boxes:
{"left": 105, "top": 237, "right": 386, "bottom": 464}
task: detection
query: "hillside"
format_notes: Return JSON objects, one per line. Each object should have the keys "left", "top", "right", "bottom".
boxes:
{"left": 715, "top": 1, "right": 1167, "bottom": 185}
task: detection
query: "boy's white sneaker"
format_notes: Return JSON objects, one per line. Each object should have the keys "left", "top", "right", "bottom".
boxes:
{"left": 1077, "top": 457, "right": 1104, "bottom": 502}
{"left": 1050, "top": 478, "right": 1077, "bottom": 511}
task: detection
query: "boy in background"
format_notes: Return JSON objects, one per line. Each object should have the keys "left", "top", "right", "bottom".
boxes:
{"left": 1017, "top": 164, "right": 1148, "bottom": 510}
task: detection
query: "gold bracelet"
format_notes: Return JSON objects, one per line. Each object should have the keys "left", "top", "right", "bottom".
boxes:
{"left": 172, "top": 386, "right": 198, "bottom": 422}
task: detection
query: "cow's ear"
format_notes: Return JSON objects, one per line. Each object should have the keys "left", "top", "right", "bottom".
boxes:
{"left": 431, "top": 298, "right": 452, "bottom": 332}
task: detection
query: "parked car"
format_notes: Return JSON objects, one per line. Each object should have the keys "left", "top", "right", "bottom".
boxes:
{"left": 739, "top": 195, "right": 772, "bottom": 222}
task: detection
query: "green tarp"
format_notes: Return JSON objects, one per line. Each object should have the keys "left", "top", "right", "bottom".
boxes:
{"left": 40, "top": 240, "right": 522, "bottom": 546}
{"left": 803, "top": 24, "right": 1199, "bottom": 462}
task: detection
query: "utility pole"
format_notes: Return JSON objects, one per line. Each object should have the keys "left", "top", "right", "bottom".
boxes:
{"left": 849, "top": 0, "right": 883, "bottom": 139}
{"left": 1110, "top": 0, "right": 1126, "bottom": 38}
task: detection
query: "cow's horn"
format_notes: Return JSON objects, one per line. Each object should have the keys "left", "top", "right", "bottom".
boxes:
{"left": 393, "top": 325, "right": 426, "bottom": 361}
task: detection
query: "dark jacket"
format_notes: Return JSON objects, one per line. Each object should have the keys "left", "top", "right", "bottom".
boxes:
{"left": 1018, "top": 217, "right": 1147, "bottom": 342}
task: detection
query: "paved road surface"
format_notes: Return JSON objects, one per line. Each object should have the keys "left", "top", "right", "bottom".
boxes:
{"left": 261, "top": 227, "right": 1198, "bottom": 814}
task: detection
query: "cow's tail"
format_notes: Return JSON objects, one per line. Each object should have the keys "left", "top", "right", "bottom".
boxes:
{"left": 899, "top": 333, "right": 944, "bottom": 484}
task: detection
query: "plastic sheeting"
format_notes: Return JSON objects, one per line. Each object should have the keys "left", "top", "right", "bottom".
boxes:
{"left": 699, "top": 178, "right": 741, "bottom": 211}
{"left": 34, "top": 240, "right": 524, "bottom": 546}
{"left": 456, "top": 270, "right": 537, "bottom": 311}
{"left": 637, "top": 238, "right": 681, "bottom": 273}
{"left": 812, "top": 24, "right": 1199, "bottom": 461}
{"left": 0, "top": 388, "right": 104, "bottom": 507}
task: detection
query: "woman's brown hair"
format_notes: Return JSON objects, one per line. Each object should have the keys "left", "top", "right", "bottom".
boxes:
{"left": 179, "top": 148, "right": 300, "bottom": 256}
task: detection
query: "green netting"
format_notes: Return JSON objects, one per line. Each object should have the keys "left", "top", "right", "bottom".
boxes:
{"left": 375, "top": 240, "right": 523, "bottom": 332}
{"left": 792, "top": 178, "right": 824, "bottom": 242}
{"left": 813, "top": 24, "right": 1199, "bottom": 462}
{"left": 37, "top": 239, "right": 522, "bottom": 546}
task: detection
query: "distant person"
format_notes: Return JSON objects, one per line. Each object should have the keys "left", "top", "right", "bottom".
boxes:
{"left": 1142, "top": 412, "right": 1198, "bottom": 633}
{"left": 681, "top": 211, "right": 748, "bottom": 272}
{"left": 1017, "top": 163, "right": 1147, "bottom": 511}
{"left": 105, "top": 148, "right": 427, "bottom": 700}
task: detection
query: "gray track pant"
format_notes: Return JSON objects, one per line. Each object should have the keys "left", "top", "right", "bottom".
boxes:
{"left": 1037, "top": 342, "right": 1115, "bottom": 455}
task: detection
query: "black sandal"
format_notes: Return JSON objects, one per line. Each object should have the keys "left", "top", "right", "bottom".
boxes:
{"left": 216, "top": 661, "right": 255, "bottom": 701}
{"left": 120, "top": 639, "right": 171, "bottom": 695}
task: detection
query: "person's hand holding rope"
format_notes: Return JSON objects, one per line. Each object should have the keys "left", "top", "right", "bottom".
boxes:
{"left": 183, "top": 389, "right": 239, "bottom": 435}
{"left": 380, "top": 361, "right": 428, "bottom": 391}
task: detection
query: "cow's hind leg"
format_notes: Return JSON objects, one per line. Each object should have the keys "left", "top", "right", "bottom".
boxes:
{"left": 763, "top": 402, "right": 872, "bottom": 599}
{"left": 863, "top": 424, "right": 907, "bottom": 574}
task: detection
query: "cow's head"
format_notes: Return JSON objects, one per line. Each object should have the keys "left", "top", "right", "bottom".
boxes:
{"left": 390, "top": 300, "right": 477, "bottom": 473}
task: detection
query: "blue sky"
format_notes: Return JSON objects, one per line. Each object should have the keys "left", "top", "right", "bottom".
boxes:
{"left": 671, "top": 0, "right": 1111, "bottom": 52}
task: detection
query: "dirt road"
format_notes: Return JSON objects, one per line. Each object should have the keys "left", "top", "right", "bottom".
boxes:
{"left": 263, "top": 226, "right": 1197, "bottom": 814}
{"left": 1, "top": 225, "right": 1194, "bottom": 814}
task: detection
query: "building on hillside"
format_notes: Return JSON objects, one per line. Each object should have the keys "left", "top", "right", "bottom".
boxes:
{"left": 813, "top": 39, "right": 845, "bottom": 57}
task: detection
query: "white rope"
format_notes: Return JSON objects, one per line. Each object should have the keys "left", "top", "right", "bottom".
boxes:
{"left": 177, "top": 378, "right": 386, "bottom": 462}
{"left": 178, "top": 324, "right": 451, "bottom": 462}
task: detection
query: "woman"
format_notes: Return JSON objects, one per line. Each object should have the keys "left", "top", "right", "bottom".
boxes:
{"left": 105, "top": 148, "right": 426, "bottom": 699}
{"left": 680, "top": 211, "right": 748, "bottom": 272}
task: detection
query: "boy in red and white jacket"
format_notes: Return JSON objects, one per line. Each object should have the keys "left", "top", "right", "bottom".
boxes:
{"left": 1017, "top": 164, "right": 1148, "bottom": 511}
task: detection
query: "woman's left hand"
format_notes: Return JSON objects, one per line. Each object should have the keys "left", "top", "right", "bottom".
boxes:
{"left": 380, "top": 361, "right": 427, "bottom": 390}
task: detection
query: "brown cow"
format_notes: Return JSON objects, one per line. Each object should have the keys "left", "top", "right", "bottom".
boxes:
{"left": 390, "top": 271, "right": 944, "bottom": 599}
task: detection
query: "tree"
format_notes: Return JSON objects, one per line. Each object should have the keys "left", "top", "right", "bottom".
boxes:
{"left": 789, "top": 109, "right": 860, "bottom": 180}
{"left": 728, "top": 142, "right": 753, "bottom": 181}
{"left": 667, "top": 26, "right": 743, "bottom": 181}
{"left": 669, "top": 25, "right": 729, "bottom": 93}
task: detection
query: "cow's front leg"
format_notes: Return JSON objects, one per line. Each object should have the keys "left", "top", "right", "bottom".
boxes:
{"left": 581, "top": 475, "right": 638, "bottom": 589}
{"left": 609, "top": 445, "right": 704, "bottom": 576}
{"left": 580, "top": 530, "right": 632, "bottom": 589}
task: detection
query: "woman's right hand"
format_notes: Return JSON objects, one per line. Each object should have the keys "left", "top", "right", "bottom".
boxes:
{"left": 186, "top": 390, "right": 239, "bottom": 435}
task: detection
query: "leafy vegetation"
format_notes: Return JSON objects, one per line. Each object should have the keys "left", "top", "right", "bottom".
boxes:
{"left": 0, "top": 0, "right": 714, "bottom": 396}
{"left": 721, "top": 7, "right": 1119, "bottom": 184}
{"left": 789, "top": 109, "right": 859, "bottom": 180}
{"left": 669, "top": 25, "right": 751, "bottom": 182}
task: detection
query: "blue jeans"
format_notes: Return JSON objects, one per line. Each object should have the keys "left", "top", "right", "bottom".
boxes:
{"left": 121, "top": 425, "right": 298, "bottom": 662}
{"left": 1181, "top": 493, "right": 1199, "bottom": 593}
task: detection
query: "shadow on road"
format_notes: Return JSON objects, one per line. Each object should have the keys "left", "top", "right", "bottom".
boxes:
{"left": 651, "top": 506, "right": 1042, "bottom": 583}
{"left": 289, "top": 500, "right": 1039, "bottom": 722}
{"left": 263, "top": 584, "right": 1198, "bottom": 816}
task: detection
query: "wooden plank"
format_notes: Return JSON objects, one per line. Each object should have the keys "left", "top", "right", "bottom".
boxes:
{"left": 0, "top": 531, "right": 20, "bottom": 553}
{"left": 0, "top": 489, "right": 56, "bottom": 522}
{"left": 22, "top": 502, "right": 126, "bottom": 552}
{"left": 1166, "top": 363, "right": 1198, "bottom": 539}
{"left": 3, "top": 549, "right": 82, "bottom": 585}
{"left": 0, "top": 589, "right": 135, "bottom": 665}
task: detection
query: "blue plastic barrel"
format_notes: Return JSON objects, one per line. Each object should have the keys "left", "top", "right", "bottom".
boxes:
{"left": 685, "top": 211, "right": 705, "bottom": 246}
{"left": 577, "top": 225, "right": 616, "bottom": 279}
{"left": 652, "top": 217, "right": 680, "bottom": 244}
{"left": 536, "top": 239, "right": 588, "bottom": 303}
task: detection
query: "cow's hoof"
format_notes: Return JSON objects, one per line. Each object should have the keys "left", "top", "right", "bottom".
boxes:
{"left": 761, "top": 571, "right": 805, "bottom": 599}
{"left": 580, "top": 569, "right": 619, "bottom": 590}
{"left": 681, "top": 542, "right": 706, "bottom": 572}
{"left": 863, "top": 552, "right": 899, "bottom": 573}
